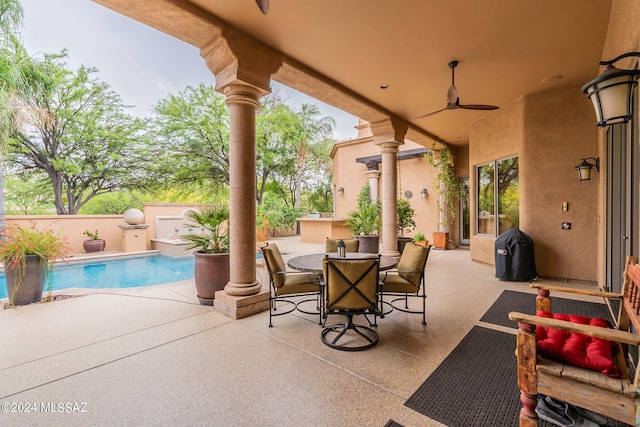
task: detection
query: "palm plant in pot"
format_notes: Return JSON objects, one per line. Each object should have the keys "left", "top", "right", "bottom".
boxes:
{"left": 182, "top": 205, "right": 230, "bottom": 306}
{"left": 344, "top": 184, "right": 381, "bottom": 253}
{"left": 0, "top": 225, "right": 69, "bottom": 306}
{"left": 397, "top": 198, "right": 416, "bottom": 254}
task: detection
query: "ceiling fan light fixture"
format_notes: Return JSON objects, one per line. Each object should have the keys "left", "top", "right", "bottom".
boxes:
{"left": 380, "top": 84, "right": 389, "bottom": 89}
{"left": 415, "top": 60, "right": 499, "bottom": 120}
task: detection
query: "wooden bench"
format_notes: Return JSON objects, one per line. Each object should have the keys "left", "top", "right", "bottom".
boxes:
{"left": 508, "top": 256, "right": 640, "bottom": 426}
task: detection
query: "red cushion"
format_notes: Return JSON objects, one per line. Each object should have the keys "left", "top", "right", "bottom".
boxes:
{"left": 536, "top": 311, "right": 621, "bottom": 378}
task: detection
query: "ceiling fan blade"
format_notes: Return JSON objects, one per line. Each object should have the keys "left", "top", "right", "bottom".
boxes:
{"left": 415, "top": 107, "right": 448, "bottom": 120}
{"left": 458, "top": 104, "right": 499, "bottom": 111}
{"left": 255, "top": 0, "right": 269, "bottom": 14}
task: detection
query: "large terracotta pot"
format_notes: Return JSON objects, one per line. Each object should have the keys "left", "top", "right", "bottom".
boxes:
{"left": 83, "top": 239, "right": 106, "bottom": 252}
{"left": 432, "top": 232, "right": 449, "bottom": 249}
{"left": 356, "top": 234, "right": 380, "bottom": 254}
{"left": 194, "top": 251, "right": 230, "bottom": 305}
{"left": 4, "top": 254, "right": 46, "bottom": 306}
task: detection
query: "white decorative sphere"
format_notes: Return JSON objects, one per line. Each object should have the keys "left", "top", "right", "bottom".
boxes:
{"left": 123, "top": 208, "right": 145, "bottom": 225}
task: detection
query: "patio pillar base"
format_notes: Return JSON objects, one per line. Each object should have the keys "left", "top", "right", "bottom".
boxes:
{"left": 214, "top": 288, "right": 270, "bottom": 320}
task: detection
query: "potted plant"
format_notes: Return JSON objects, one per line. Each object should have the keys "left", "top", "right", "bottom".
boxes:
{"left": 344, "top": 184, "right": 381, "bottom": 253}
{"left": 182, "top": 205, "right": 230, "bottom": 305}
{"left": 424, "top": 145, "right": 461, "bottom": 249}
{"left": 0, "top": 225, "right": 69, "bottom": 306}
{"left": 413, "top": 232, "right": 429, "bottom": 247}
{"left": 83, "top": 229, "right": 106, "bottom": 253}
{"left": 397, "top": 198, "right": 416, "bottom": 254}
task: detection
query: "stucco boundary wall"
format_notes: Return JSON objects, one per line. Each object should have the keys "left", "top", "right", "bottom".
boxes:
{"left": 5, "top": 203, "right": 203, "bottom": 254}
{"left": 6, "top": 203, "right": 302, "bottom": 255}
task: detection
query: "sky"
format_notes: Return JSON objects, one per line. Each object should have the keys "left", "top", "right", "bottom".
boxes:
{"left": 18, "top": 0, "right": 358, "bottom": 140}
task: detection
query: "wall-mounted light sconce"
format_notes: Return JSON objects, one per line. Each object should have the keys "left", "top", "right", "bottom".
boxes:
{"left": 582, "top": 52, "right": 640, "bottom": 127}
{"left": 337, "top": 187, "right": 344, "bottom": 196}
{"left": 420, "top": 188, "right": 428, "bottom": 199}
{"left": 575, "top": 157, "right": 600, "bottom": 181}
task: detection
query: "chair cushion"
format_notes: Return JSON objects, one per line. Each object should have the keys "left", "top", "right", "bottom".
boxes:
{"left": 324, "top": 258, "right": 378, "bottom": 311}
{"left": 535, "top": 311, "right": 621, "bottom": 378}
{"left": 277, "top": 273, "right": 320, "bottom": 296}
{"left": 381, "top": 274, "right": 416, "bottom": 293}
{"left": 325, "top": 238, "right": 359, "bottom": 253}
{"left": 263, "top": 244, "right": 286, "bottom": 288}
{"left": 397, "top": 243, "right": 429, "bottom": 287}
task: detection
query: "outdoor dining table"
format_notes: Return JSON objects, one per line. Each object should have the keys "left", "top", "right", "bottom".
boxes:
{"left": 287, "top": 252, "right": 397, "bottom": 274}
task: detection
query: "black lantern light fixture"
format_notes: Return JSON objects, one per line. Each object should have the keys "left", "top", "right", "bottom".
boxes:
{"left": 337, "top": 187, "right": 344, "bottom": 196}
{"left": 582, "top": 52, "right": 640, "bottom": 127}
{"left": 420, "top": 188, "right": 428, "bottom": 199}
{"left": 575, "top": 157, "right": 600, "bottom": 181}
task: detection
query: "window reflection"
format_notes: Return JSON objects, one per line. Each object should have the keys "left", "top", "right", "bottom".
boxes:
{"left": 476, "top": 156, "right": 519, "bottom": 236}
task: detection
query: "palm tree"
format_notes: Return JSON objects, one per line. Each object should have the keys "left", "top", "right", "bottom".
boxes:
{"left": 292, "top": 104, "right": 335, "bottom": 211}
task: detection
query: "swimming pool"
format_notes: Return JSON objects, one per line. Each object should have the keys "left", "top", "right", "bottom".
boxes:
{"left": 0, "top": 255, "right": 195, "bottom": 299}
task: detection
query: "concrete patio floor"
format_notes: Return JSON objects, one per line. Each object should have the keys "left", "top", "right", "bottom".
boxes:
{"left": 0, "top": 236, "right": 599, "bottom": 426}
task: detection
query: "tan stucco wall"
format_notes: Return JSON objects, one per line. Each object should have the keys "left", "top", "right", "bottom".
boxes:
{"left": 5, "top": 204, "right": 208, "bottom": 254}
{"left": 469, "top": 85, "right": 598, "bottom": 281}
{"left": 7, "top": 215, "right": 126, "bottom": 254}
{"left": 332, "top": 137, "right": 440, "bottom": 240}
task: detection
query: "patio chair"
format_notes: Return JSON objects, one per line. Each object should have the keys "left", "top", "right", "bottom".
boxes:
{"left": 325, "top": 238, "right": 359, "bottom": 253}
{"left": 321, "top": 255, "right": 382, "bottom": 351}
{"left": 262, "top": 242, "right": 321, "bottom": 327}
{"left": 380, "top": 242, "right": 430, "bottom": 324}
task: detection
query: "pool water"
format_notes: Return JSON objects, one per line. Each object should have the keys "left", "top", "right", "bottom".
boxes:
{"left": 0, "top": 255, "right": 195, "bottom": 299}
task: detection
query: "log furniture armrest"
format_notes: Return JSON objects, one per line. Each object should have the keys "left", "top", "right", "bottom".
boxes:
{"left": 529, "top": 283, "right": 623, "bottom": 300}
{"left": 508, "top": 311, "right": 640, "bottom": 345}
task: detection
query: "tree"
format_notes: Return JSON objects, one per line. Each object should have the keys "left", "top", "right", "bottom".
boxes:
{"left": 0, "top": 0, "right": 24, "bottom": 229}
{"left": 152, "top": 84, "right": 230, "bottom": 193}
{"left": 7, "top": 51, "right": 153, "bottom": 214}
{"left": 152, "top": 85, "right": 337, "bottom": 207}
{"left": 289, "top": 104, "right": 335, "bottom": 210}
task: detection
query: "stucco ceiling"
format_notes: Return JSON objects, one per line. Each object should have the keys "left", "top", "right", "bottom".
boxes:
{"left": 101, "top": 0, "right": 614, "bottom": 145}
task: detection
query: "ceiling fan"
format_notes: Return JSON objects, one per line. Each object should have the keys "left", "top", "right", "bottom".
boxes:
{"left": 255, "top": 0, "right": 269, "bottom": 14}
{"left": 415, "top": 60, "right": 498, "bottom": 119}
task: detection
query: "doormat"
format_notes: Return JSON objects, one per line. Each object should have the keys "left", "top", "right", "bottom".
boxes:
{"left": 479, "top": 290, "right": 612, "bottom": 329}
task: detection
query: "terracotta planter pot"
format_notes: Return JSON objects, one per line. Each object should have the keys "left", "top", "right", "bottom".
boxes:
{"left": 194, "top": 251, "right": 230, "bottom": 305}
{"left": 4, "top": 254, "right": 46, "bottom": 306}
{"left": 432, "top": 232, "right": 449, "bottom": 249}
{"left": 83, "top": 239, "right": 106, "bottom": 252}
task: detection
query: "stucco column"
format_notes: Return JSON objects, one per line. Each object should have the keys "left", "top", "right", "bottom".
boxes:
{"left": 199, "top": 32, "right": 281, "bottom": 301}
{"left": 371, "top": 118, "right": 408, "bottom": 259}
{"left": 221, "top": 82, "right": 265, "bottom": 296}
{"left": 377, "top": 141, "right": 402, "bottom": 258}
{"left": 365, "top": 168, "right": 381, "bottom": 202}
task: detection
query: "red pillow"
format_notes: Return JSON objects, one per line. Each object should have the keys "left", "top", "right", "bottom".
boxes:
{"left": 536, "top": 311, "right": 621, "bottom": 378}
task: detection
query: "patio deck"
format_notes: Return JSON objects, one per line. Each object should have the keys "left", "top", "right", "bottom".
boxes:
{"left": 0, "top": 236, "right": 597, "bottom": 426}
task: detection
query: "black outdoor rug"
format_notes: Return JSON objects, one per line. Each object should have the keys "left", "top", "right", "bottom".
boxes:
{"left": 405, "top": 326, "right": 521, "bottom": 426}
{"left": 480, "top": 290, "right": 613, "bottom": 329}
{"left": 404, "top": 325, "right": 630, "bottom": 427}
